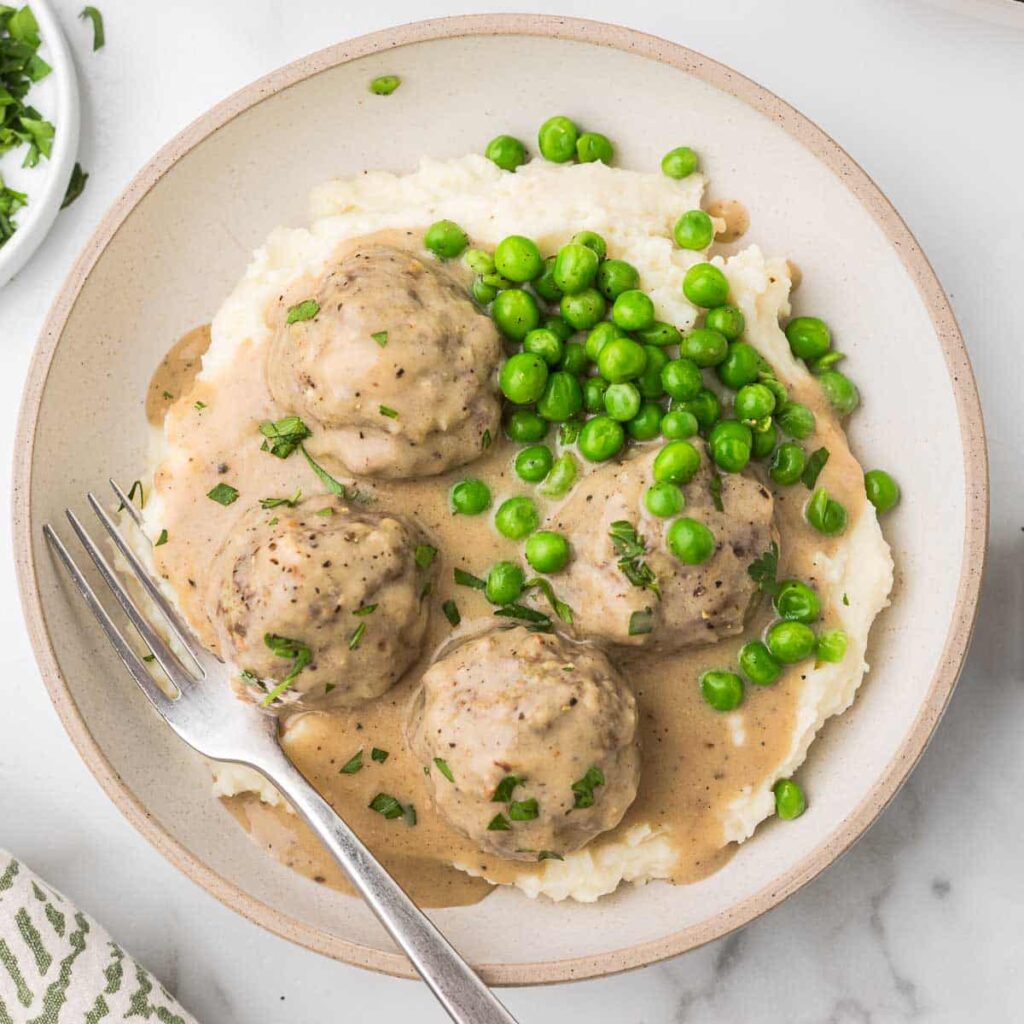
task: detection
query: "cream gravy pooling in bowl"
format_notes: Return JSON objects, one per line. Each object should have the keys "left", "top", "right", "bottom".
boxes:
{"left": 141, "top": 156, "right": 892, "bottom": 906}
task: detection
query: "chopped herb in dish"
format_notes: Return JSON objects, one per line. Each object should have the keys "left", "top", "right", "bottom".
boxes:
{"left": 207, "top": 482, "right": 239, "bottom": 506}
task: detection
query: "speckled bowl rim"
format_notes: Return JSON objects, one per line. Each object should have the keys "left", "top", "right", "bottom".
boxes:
{"left": 12, "top": 14, "right": 988, "bottom": 986}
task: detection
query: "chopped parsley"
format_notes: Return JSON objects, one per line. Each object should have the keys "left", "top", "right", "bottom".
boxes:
{"left": 441, "top": 599, "right": 460, "bottom": 627}
{"left": 537, "top": 850, "right": 564, "bottom": 862}
{"left": 118, "top": 479, "right": 144, "bottom": 511}
{"left": 525, "top": 577, "right": 573, "bottom": 624}
{"left": 286, "top": 298, "right": 319, "bottom": 324}
{"left": 315, "top": 506, "right": 335, "bottom": 517}
{"left": 494, "top": 603, "right": 553, "bottom": 632}
{"left": 481, "top": 429, "right": 492, "bottom": 450}
{"left": 348, "top": 622, "right": 366, "bottom": 650}
{"left": 404, "top": 804, "right": 417, "bottom": 827}
{"left": 609, "top": 520, "right": 660, "bottom": 598}
{"left": 60, "top": 162, "right": 88, "bottom": 209}
{"left": 379, "top": 405, "right": 399, "bottom": 419}
{"left": 371, "top": 330, "right": 388, "bottom": 347}
{"left": 352, "top": 603, "right": 377, "bottom": 617}
{"left": 142, "top": 654, "right": 155, "bottom": 663}
{"left": 414, "top": 544, "right": 438, "bottom": 569}
{"left": 368, "top": 793, "right": 405, "bottom": 820}
{"left": 801, "top": 446, "right": 830, "bottom": 489}
{"left": 207, "top": 482, "right": 239, "bottom": 506}
{"left": 432, "top": 757, "right": 455, "bottom": 783}
{"left": 300, "top": 445, "right": 348, "bottom": 498}
{"left": 570, "top": 765, "right": 605, "bottom": 810}
{"left": 628, "top": 607, "right": 654, "bottom": 636}
{"left": 709, "top": 470, "right": 724, "bottom": 512}
{"left": 491, "top": 775, "right": 523, "bottom": 803}
{"left": 842, "top": 592, "right": 850, "bottom": 606}
{"left": 340, "top": 750, "right": 363, "bottom": 775}
{"left": 508, "top": 799, "right": 539, "bottom": 822}
{"left": 78, "top": 6, "right": 104, "bottom": 49}
{"left": 747, "top": 541, "right": 781, "bottom": 598}
{"left": 161, "top": 390, "right": 173, "bottom": 400}
{"left": 259, "top": 489, "right": 301, "bottom": 510}
{"left": 487, "top": 813, "right": 511, "bottom": 832}
{"left": 259, "top": 633, "right": 312, "bottom": 706}
{"left": 371, "top": 747, "right": 389, "bottom": 763}
{"left": 154, "top": 529, "right": 168, "bottom": 547}
{"left": 194, "top": 400, "right": 207, "bottom": 411}
{"left": 0, "top": 177, "right": 27, "bottom": 247}
{"left": 259, "top": 415, "right": 311, "bottom": 459}
{"left": 453, "top": 567, "right": 486, "bottom": 590}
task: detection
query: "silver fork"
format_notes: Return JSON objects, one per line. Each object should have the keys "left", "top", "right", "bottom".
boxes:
{"left": 43, "top": 480, "right": 518, "bottom": 1024}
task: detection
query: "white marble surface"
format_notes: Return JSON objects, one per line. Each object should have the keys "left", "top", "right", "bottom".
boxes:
{"left": 1, "top": 1, "right": 1021, "bottom": 1020}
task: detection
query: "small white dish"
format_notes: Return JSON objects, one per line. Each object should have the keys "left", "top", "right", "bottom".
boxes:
{"left": 0, "top": 0, "right": 80, "bottom": 290}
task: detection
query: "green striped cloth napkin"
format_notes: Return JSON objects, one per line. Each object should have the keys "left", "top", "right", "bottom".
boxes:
{"left": 0, "top": 852, "right": 197, "bottom": 1023}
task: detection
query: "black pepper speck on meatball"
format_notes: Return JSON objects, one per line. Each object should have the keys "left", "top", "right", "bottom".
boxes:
{"left": 407, "top": 627, "right": 641, "bottom": 861}
{"left": 266, "top": 241, "right": 501, "bottom": 479}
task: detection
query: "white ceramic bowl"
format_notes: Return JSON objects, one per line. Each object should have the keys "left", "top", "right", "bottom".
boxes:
{"left": 14, "top": 16, "right": 987, "bottom": 985}
{"left": 0, "top": 0, "right": 80, "bottom": 290}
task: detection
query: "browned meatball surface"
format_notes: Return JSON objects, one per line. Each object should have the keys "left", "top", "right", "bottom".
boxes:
{"left": 266, "top": 241, "right": 501, "bottom": 479}
{"left": 205, "top": 496, "right": 437, "bottom": 708}
{"left": 407, "top": 627, "right": 641, "bottom": 861}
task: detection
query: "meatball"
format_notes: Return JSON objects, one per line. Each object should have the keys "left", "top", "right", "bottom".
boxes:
{"left": 266, "top": 240, "right": 501, "bottom": 479}
{"left": 205, "top": 497, "right": 436, "bottom": 708}
{"left": 407, "top": 627, "right": 641, "bottom": 861}
{"left": 553, "top": 444, "right": 777, "bottom": 650}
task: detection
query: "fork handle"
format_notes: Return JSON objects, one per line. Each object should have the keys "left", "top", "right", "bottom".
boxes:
{"left": 251, "top": 747, "right": 519, "bottom": 1024}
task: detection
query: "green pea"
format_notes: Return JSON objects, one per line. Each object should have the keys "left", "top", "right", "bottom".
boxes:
{"left": 773, "top": 779, "right": 806, "bottom": 820}
{"left": 486, "top": 560, "right": 525, "bottom": 604}
{"left": 583, "top": 376, "right": 609, "bottom": 413}
{"left": 424, "top": 219, "right": 469, "bottom": 259}
{"left": 816, "top": 629, "right": 848, "bottom": 663}
{"left": 604, "top": 382, "right": 642, "bottom": 422}
{"left": 667, "top": 517, "right": 716, "bottom": 564}
{"left": 661, "top": 409, "right": 699, "bottom": 439}
{"left": 494, "top": 496, "right": 540, "bottom": 540}
{"left": 653, "top": 440, "right": 701, "bottom": 485}
{"left": 612, "top": 289, "right": 656, "bottom": 331}
{"left": 661, "top": 146, "right": 699, "bottom": 179}
{"left": 492, "top": 288, "right": 540, "bottom": 341}
{"left": 500, "top": 353, "right": 549, "bottom": 404}
{"left": 598, "top": 337, "right": 648, "bottom": 383}
{"left": 635, "top": 321, "right": 683, "bottom": 347}
{"left": 464, "top": 248, "right": 495, "bottom": 275}
{"left": 751, "top": 420, "right": 778, "bottom": 460}
{"left": 450, "top": 478, "right": 491, "bottom": 515}
{"left": 572, "top": 230, "right": 607, "bottom": 260}
{"left": 485, "top": 134, "right": 527, "bottom": 171}
{"left": 738, "top": 641, "right": 782, "bottom": 686}
{"left": 811, "top": 350, "right": 846, "bottom": 373}
{"left": 680, "top": 328, "right": 729, "bottom": 368}
{"left": 673, "top": 209, "right": 714, "bottom": 250}
{"left": 553, "top": 242, "right": 599, "bottom": 294}
{"left": 515, "top": 444, "right": 554, "bottom": 483}
{"left": 472, "top": 279, "right": 498, "bottom": 305}
{"left": 537, "top": 115, "right": 579, "bottom": 163}
{"left": 716, "top": 341, "right": 761, "bottom": 389}
{"left": 582, "top": 324, "right": 621, "bottom": 364}
{"left": 523, "top": 328, "right": 564, "bottom": 367}
{"left": 370, "top": 75, "right": 401, "bottom": 96}
{"left": 761, "top": 375, "right": 789, "bottom": 409}
{"left": 776, "top": 401, "right": 816, "bottom": 439}
{"left": 636, "top": 346, "right": 668, "bottom": 399}
{"left": 538, "top": 451, "right": 579, "bottom": 498}
{"left": 705, "top": 304, "right": 745, "bottom": 340}
{"left": 785, "top": 316, "right": 831, "bottom": 360}
{"left": 627, "top": 402, "right": 664, "bottom": 441}
{"left": 578, "top": 415, "right": 625, "bottom": 462}
{"left": 543, "top": 314, "right": 573, "bottom": 342}
{"left": 734, "top": 383, "right": 776, "bottom": 422}
{"left": 864, "top": 469, "right": 900, "bottom": 514}
{"left": 645, "top": 482, "right": 684, "bottom": 518}
{"left": 536, "top": 371, "right": 583, "bottom": 422}
{"left": 560, "top": 341, "right": 588, "bottom": 375}
{"left": 481, "top": 272, "right": 514, "bottom": 291}
{"left": 683, "top": 263, "right": 729, "bottom": 307}
{"left": 765, "top": 620, "right": 816, "bottom": 664}
{"left": 597, "top": 259, "right": 640, "bottom": 300}
{"left": 806, "top": 488, "right": 848, "bottom": 536}
{"left": 576, "top": 131, "right": 614, "bottom": 164}
{"left": 773, "top": 580, "right": 821, "bottom": 623}
{"left": 661, "top": 358, "right": 703, "bottom": 401}
{"left": 534, "top": 257, "right": 563, "bottom": 302}
{"left": 525, "top": 530, "right": 571, "bottom": 573}
{"left": 817, "top": 369, "right": 860, "bottom": 416}
{"left": 709, "top": 419, "right": 752, "bottom": 473}
{"left": 494, "top": 235, "right": 543, "bottom": 283}
{"left": 769, "top": 442, "right": 806, "bottom": 485}
{"left": 700, "top": 670, "right": 744, "bottom": 712}
{"left": 676, "top": 388, "right": 721, "bottom": 431}
{"left": 504, "top": 409, "right": 549, "bottom": 443}
{"left": 560, "top": 288, "right": 606, "bottom": 330}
